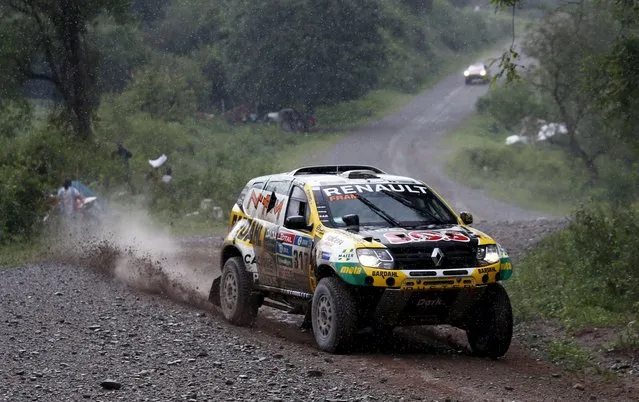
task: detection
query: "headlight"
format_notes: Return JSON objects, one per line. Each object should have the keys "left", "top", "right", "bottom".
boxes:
{"left": 356, "top": 248, "right": 394, "bottom": 268}
{"left": 476, "top": 244, "right": 500, "bottom": 265}
{"left": 464, "top": 70, "right": 470, "bottom": 77}
{"left": 480, "top": 69, "right": 487, "bottom": 76}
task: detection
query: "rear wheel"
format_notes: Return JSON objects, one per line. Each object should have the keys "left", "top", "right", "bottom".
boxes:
{"left": 466, "top": 284, "right": 513, "bottom": 359}
{"left": 219, "top": 257, "right": 259, "bottom": 326}
{"left": 312, "top": 277, "right": 357, "bottom": 353}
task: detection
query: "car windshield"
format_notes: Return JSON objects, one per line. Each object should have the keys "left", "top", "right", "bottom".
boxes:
{"left": 314, "top": 183, "right": 458, "bottom": 228}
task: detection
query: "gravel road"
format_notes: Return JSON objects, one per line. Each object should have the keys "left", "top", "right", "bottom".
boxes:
{"left": 2, "top": 48, "right": 638, "bottom": 401}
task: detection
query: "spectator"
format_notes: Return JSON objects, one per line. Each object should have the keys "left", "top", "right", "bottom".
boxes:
{"left": 161, "top": 167, "right": 173, "bottom": 184}
{"left": 57, "top": 178, "right": 85, "bottom": 217}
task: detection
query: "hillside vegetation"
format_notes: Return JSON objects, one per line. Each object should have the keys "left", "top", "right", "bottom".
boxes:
{"left": 447, "top": 0, "right": 639, "bottom": 347}
{"left": 0, "top": 0, "right": 514, "bottom": 246}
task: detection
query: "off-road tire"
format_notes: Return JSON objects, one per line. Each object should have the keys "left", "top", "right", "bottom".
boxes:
{"left": 311, "top": 277, "right": 357, "bottom": 353}
{"left": 466, "top": 283, "right": 513, "bottom": 359}
{"left": 465, "top": 78, "right": 471, "bottom": 85}
{"left": 219, "top": 257, "right": 259, "bottom": 326}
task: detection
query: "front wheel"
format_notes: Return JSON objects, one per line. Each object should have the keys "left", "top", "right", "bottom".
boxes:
{"left": 218, "top": 257, "right": 259, "bottom": 326}
{"left": 311, "top": 277, "right": 357, "bottom": 353}
{"left": 465, "top": 284, "right": 513, "bottom": 359}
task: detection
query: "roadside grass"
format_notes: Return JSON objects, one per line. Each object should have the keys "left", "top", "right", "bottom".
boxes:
{"left": 166, "top": 218, "right": 228, "bottom": 237}
{"left": 443, "top": 114, "right": 577, "bottom": 216}
{"left": 548, "top": 339, "right": 595, "bottom": 372}
{"left": 606, "top": 321, "right": 639, "bottom": 352}
{"left": 0, "top": 240, "right": 48, "bottom": 268}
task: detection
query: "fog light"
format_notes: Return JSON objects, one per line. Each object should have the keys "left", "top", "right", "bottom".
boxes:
{"left": 386, "top": 277, "right": 395, "bottom": 287}
{"left": 482, "top": 274, "right": 489, "bottom": 284}
{"left": 365, "top": 276, "right": 374, "bottom": 285}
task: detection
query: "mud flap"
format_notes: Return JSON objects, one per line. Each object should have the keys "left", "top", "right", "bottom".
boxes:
{"left": 209, "top": 275, "right": 221, "bottom": 306}
{"left": 374, "top": 289, "right": 410, "bottom": 326}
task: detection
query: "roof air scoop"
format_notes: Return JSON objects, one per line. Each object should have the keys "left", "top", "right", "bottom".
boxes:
{"left": 341, "top": 170, "right": 380, "bottom": 179}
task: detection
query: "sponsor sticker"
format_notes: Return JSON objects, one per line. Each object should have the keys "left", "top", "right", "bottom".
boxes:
{"left": 372, "top": 270, "right": 398, "bottom": 278}
{"left": 294, "top": 235, "right": 312, "bottom": 248}
{"left": 278, "top": 255, "right": 293, "bottom": 268}
{"left": 322, "top": 183, "right": 429, "bottom": 197}
{"left": 277, "top": 231, "right": 295, "bottom": 244}
{"left": 323, "top": 234, "right": 344, "bottom": 246}
{"left": 383, "top": 231, "right": 470, "bottom": 244}
{"left": 320, "top": 251, "right": 332, "bottom": 260}
{"left": 276, "top": 243, "right": 293, "bottom": 256}
{"left": 478, "top": 267, "right": 496, "bottom": 274}
{"left": 340, "top": 266, "right": 362, "bottom": 275}
{"left": 416, "top": 298, "right": 444, "bottom": 308}
{"left": 337, "top": 248, "right": 355, "bottom": 261}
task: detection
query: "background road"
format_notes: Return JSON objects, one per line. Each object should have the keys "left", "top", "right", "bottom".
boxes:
{"left": 322, "top": 44, "right": 548, "bottom": 222}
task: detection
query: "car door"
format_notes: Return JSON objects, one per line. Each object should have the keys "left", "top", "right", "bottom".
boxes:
{"left": 252, "top": 179, "right": 292, "bottom": 287}
{"left": 276, "top": 185, "right": 314, "bottom": 292}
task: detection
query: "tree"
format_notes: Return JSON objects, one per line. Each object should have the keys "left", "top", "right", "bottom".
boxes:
{"left": 521, "top": 3, "right": 620, "bottom": 180}
{"left": 0, "top": 0, "right": 130, "bottom": 140}
{"left": 145, "top": 0, "right": 226, "bottom": 55}
{"left": 123, "top": 64, "right": 197, "bottom": 122}
{"left": 224, "top": 0, "right": 386, "bottom": 109}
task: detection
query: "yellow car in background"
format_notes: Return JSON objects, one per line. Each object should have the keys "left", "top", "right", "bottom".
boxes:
{"left": 464, "top": 62, "right": 490, "bottom": 84}
{"left": 209, "top": 165, "right": 513, "bottom": 359}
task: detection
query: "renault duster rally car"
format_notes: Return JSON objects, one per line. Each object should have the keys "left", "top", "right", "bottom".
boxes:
{"left": 209, "top": 165, "right": 513, "bottom": 358}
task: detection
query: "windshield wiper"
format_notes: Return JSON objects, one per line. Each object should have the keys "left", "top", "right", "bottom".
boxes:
{"left": 356, "top": 194, "right": 402, "bottom": 227}
{"left": 381, "top": 190, "right": 451, "bottom": 225}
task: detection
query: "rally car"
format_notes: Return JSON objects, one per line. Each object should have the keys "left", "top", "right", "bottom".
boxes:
{"left": 209, "top": 165, "right": 513, "bottom": 358}
{"left": 464, "top": 62, "right": 490, "bottom": 85}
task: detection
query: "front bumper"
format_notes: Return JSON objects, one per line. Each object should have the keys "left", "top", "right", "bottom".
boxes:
{"left": 336, "top": 259, "right": 512, "bottom": 290}
{"left": 466, "top": 74, "right": 489, "bottom": 81}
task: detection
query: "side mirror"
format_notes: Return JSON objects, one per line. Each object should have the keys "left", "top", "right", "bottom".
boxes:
{"left": 285, "top": 215, "right": 309, "bottom": 231}
{"left": 460, "top": 211, "right": 473, "bottom": 225}
{"left": 342, "top": 214, "right": 360, "bottom": 232}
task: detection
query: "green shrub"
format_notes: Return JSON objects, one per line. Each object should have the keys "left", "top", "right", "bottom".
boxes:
{"left": 475, "top": 79, "right": 549, "bottom": 131}
{"left": 0, "top": 161, "right": 45, "bottom": 243}
{"left": 508, "top": 204, "right": 639, "bottom": 328}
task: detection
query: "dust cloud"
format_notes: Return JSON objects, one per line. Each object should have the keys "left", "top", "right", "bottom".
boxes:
{"left": 48, "top": 206, "right": 217, "bottom": 309}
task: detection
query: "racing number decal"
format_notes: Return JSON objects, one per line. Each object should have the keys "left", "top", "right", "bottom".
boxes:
{"left": 293, "top": 249, "right": 311, "bottom": 271}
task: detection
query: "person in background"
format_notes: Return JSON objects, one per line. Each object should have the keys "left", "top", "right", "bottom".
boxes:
{"left": 113, "top": 141, "right": 136, "bottom": 193}
{"left": 57, "top": 178, "right": 85, "bottom": 217}
{"left": 161, "top": 167, "right": 173, "bottom": 184}
{"left": 114, "top": 142, "right": 133, "bottom": 167}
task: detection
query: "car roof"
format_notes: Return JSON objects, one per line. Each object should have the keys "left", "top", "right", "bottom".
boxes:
{"left": 248, "top": 165, "right": 424, "bottom": 187}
